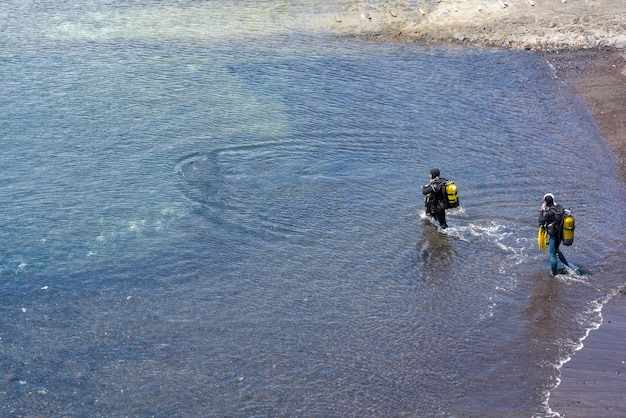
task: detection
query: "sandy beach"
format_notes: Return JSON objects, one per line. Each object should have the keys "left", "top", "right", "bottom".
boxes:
{"left": 321, "top": 1, "right": 626, "bottom": 415}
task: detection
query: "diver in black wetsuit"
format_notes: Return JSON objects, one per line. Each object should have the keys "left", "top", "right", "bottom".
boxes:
{"left": 421, "top": 168, "right": 448, "bottom": 229}
{"left": 538, "top": 193, "right": 570, "bottom": 275}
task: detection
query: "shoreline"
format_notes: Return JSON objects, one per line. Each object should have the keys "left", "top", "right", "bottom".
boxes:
{"left": 544, "top": 49, "right": 626, "bottom": 416}
{"left": 541, "top": 48, "right": 626, "bottom": 181}
{"left": 329, "top": 0, "right": 626, "bottom": 51}
{"left": 540, "top": 48, "right": 626, "bottom": 417}
{"left": 549, "top": 291, "right": 626, "bottom": 416}
{"left": 321, "top": 0, "right": 626, "bottom": 178}
{"left": 320, "top": 1, "right": 626, "bottom": 415}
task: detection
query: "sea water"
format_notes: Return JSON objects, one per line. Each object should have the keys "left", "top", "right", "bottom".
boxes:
{"left": 1, "top": 2, "right": 625, "bottom": 417}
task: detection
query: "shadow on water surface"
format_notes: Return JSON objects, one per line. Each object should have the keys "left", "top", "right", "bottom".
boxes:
{"left": 415, "top": 218, "right": 455, "bottom": 280}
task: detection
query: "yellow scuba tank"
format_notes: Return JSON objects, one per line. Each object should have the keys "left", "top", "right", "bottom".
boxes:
{"left": 445, "top": 181, "right": 459, "bottom": 208}
{"left": 538, "top": 227, "right": 547, "bottom": 252}
{"left": 562, "top": 211, "right": 575, "bottom": 246}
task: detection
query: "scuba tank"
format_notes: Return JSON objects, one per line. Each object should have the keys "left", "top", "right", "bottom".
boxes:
{"left": 445, "top": 181, "right": 459, "bottom": 208}
{"left": 562, "top": 210, "right": 575, "bottom": 246}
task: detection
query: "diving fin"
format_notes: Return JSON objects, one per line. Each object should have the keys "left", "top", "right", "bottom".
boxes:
{"left": 537, "top": 227, "right": 547, "bottom": 252}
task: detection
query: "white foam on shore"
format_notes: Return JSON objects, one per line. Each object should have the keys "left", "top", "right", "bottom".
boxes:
{"left": 544, "top": 288, "right": 621, "bottom": 417}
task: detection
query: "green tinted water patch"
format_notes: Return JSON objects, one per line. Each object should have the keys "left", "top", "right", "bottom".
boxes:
{"left": 43, "top": 2, "right": 343, "bottom": 41}
{"left": 71, "top": 54, "right": 289, "bottom": 253}
{"left": 70, "top": 50, "right": 289, "bottom": 138}
{"left": 0, "top": 44, "right": 289, "bottom": 273}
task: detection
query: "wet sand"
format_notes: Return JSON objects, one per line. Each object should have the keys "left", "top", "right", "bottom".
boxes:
{"left": 549, "top": 291, "right": 626, "bottom": 416}
{"left": 544, "top": 49, "right": 626, "bottom": 180}
{"left": 318, "top": 1, "right": 626, "bottom": 415}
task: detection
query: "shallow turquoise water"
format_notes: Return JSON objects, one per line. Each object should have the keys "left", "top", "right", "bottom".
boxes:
{"left": 1, "top": 2, "right": 625, "bottom": 417}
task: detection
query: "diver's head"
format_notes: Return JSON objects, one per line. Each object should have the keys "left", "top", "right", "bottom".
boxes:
{"left": 543, "top": 193, "right": 555, "bottom": 206}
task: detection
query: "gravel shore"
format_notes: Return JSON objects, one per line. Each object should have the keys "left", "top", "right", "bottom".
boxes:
{"left": 326, "top": 0, "right": 626, "bottom": 50}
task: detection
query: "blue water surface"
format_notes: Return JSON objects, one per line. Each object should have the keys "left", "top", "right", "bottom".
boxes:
{"left": 1, "top": 3, "right": 625, "bottom": 417}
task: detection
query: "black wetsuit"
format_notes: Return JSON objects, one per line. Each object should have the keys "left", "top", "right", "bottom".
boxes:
{"left": 422, "top": 177, "right": 448, "bottom": 229}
